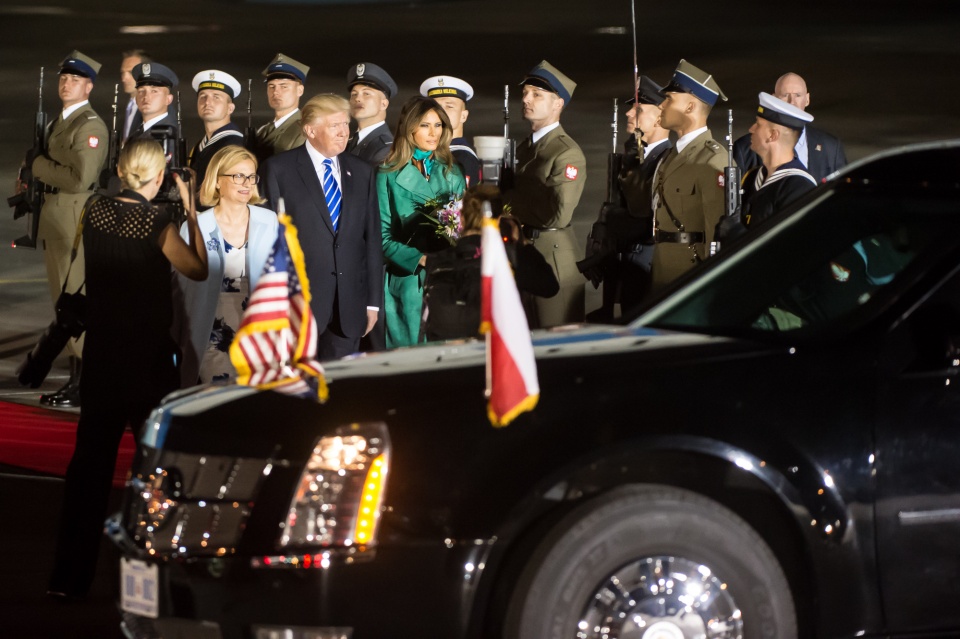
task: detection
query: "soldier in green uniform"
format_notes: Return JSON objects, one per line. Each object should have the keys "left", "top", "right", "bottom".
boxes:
{"left": 504, "top": 60, "right": 586, "bottom": 327}
{"left": 32, "top": 51, "right": 109, "bottom": 407}
{"left": 650, "top": 59, "right": 729, "bottom": 291}
{"left": 253, "top": 53, "right": 308, "bottom": 165}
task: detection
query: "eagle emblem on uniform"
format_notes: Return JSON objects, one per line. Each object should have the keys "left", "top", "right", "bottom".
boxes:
{"left": 438, "top": 78, "right": 444, "bottom": 86}
{"left": 209, "top": 72, "right": 216, "bottom": 80}
{"left": 565, "top": 164, "right": 578, "bottom": 180}
{"left": 142, "top": 63, "right": 151, "bottom": 76}
{"left": 356, "top": 64, "right": 365, "bottom": 77}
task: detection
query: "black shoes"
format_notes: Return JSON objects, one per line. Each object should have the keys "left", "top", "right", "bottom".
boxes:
{"left": 40, "top": 356, "right": 81, "bottom": 408}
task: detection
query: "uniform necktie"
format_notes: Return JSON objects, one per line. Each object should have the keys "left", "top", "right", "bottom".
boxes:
{"left": 322, "top": 158, "right": 341, "bottom": 232}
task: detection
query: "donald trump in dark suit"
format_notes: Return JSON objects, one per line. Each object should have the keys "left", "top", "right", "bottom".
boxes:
{"left": 261, "top": 93, "right": 382, "bottom": 360}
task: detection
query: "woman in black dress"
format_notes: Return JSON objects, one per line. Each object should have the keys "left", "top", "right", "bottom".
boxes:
{"left": 48, "top": 139, "right": 208, "bottom": 599}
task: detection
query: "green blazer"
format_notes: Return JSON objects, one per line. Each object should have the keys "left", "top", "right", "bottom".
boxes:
{"left": 377, "top": 160, "right": 465, "bottom": 348}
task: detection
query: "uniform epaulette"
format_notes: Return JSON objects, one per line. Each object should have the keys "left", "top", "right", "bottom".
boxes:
{"left": 704, "top": 139, "right": 723, "bottom": 153}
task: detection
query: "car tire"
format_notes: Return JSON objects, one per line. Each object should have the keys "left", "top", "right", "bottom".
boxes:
{"left": 504, "top": 484, "right": 797, "bottom": 639}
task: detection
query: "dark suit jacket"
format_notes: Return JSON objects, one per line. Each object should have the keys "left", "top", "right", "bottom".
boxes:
{"left": 347, "top": 122, "right": 393, "bottom": 167}
{"left": 261, "top": 145, "right": 383, "bottom": 338}
{"left": 732, "top": 124, "right": 847, "bottom": 184}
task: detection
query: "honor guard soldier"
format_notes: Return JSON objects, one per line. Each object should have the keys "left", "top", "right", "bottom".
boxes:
{"left": 419, "top": 75, "right": 481, "bottom": 187}
{"left": 253, "top": 53, "right": 308, "bottom": 165}
{"left": 346, "top": 62, "right": 397, "bottom": 167}
{"left": 188, "top": 70, "right": 245, "bottom": 186}
{"left": 618, "top": 75, "right": 673, "bottom": 310}
{"left": 129, "top": 61, "right": 179, "bottom": 140}
{"left": 32, "top": 51, "right": 109, "bottom": 407}
{"left": 739, "top": 92, "right": 817, "bottom": 231}
{"left": 651, "top": 59, "right": 728, "bottom": 291}
{"left": 120, "top": 49, "right": 148, "bottom": 140}
{"left": 733, "top": 73, "right": 847, "bottom": 183}
{"left": 504, "top": 60, "right": 586, "bottom": 327}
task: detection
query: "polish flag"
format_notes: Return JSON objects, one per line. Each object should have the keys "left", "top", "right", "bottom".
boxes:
{"left": 480, "top": 216, "right": 539, "bottom": 427}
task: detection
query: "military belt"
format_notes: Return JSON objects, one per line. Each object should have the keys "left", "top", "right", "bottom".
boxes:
{"left": 522, "top": 224, "right": 568, "bottom": 240}
{"left": 655, "top": 230, "right": 704, "bottom": 244}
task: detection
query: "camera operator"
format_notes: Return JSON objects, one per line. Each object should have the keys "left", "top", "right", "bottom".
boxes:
{"left": 420, "top": 184, "right": 557, "bottom": 342}
{"left": 30, "top": 51, "right": 109, "bottom": 407}
{"left": 48, "top": 139, "right": 207, "bottom": 601}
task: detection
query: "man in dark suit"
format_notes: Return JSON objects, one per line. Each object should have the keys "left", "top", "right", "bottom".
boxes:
{"left": 261, "top": 93, "right": 383, "bottom": 360}
{"left": 732, "top": 72, "right": 846, "bottom": 183}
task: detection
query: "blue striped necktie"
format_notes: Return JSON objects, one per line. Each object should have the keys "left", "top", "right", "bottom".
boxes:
{"left": 322, "top": 158, "right": 342, "bottom": 232}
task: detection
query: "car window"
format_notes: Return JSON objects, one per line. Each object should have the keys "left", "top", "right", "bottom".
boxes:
{"left": 638, "top": 188, "right": 960, "bottom": 337}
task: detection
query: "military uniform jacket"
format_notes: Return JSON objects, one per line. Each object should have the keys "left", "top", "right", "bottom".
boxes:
{"left": 741, "top": 157, "right": 817, "bottom": 230}
{"left": 505, "top": 125, "right": 587, "bottom": 327}
{"left": 33, "top": 103, "right": 108, "bottom": 241}
{"left": 621, "top": 139, "right": 673, "bottom": 237}
{"left": 349, "top": 122, "right": 393, "bottom": 167}
{"left": 451, "top": 137, "right": 481, "bottom": 187}
{"left": 188, "top": 122, "right": 246, "bottom": 186}
{"left": 733, "top": 125, "right": 847, "bottom": 184}
{"left": 651, "top": 129, "right": 727, "bottom": 289}
{"left": 254, "top": 112, "right": 305, "bottom": 165}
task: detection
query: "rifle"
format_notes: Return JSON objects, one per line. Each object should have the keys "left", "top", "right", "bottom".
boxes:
{"left": 499, "top": 84, "right": 517, "bottom": 189}
{"left": 8, "top": 67, "right": 48, "bottom": 249}
{"left": 711, "top": 109, "right": 743, "bottom": 254}
{"left": 578, "top": 99, "right": 628, "bottom": 305}
{"left": 245, "top": 78, "right": 256, "bottom": 146}
{"left": 98, "top": 83, "right": 120, "bottom": 190}
{"left": 176, "top": 90, "right": 187, "bottom": 170}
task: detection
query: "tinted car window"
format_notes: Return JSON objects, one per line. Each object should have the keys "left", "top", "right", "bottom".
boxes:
{"left": 640, "top": 188, "right": 960, "bottom": 337}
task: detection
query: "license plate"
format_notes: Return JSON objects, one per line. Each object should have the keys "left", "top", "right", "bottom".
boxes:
{"left": 120, "top": 557, "right": 159, "bottom": 618}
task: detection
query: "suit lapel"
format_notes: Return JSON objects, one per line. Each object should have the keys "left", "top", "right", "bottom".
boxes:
{"left": 295, "top": 147, "right": 334, "bottom": 234}
{"left": 804, "top": 127, "right": 824, "bottom": 179}
{"left": 395, "top": 162, "right": 441, "bottom": 204}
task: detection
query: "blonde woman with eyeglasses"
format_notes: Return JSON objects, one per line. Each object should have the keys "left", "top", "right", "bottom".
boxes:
{"left": 174, "top": 145, "right": 279, "bottom": 386}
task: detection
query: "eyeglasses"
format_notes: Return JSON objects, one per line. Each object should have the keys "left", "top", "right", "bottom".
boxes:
{"left": 220, "top": 173, "right": 260, "bottom": 185}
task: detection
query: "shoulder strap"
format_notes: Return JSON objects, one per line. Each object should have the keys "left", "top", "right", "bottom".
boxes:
{"left": 62, "top": 194, "right": 102, "bottom": 295}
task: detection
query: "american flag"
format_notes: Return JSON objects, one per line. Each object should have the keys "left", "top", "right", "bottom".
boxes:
{"left": 229, "top": 205, "right": 328, "bottom": 401}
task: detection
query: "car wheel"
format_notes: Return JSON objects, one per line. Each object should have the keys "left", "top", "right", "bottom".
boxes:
{"left": 504, "top": 484, "right": 796, "bottom": 639}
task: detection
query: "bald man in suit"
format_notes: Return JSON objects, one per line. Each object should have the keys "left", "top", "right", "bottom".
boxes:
{"left": 732, "top": 72, "right": 846, "bottom": 183}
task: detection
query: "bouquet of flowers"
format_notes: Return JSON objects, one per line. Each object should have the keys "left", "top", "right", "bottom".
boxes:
{"left": 421, "top": 195, "right": 464, "bottom": 246}
{"left": 401, "top": 193, "right": 464, "bottom": 253}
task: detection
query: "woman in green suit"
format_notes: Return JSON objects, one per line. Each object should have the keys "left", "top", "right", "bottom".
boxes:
{"left": 378, "top": 96, "right": 466, "bottom": 348}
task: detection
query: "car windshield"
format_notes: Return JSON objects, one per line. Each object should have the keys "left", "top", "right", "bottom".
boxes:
{"left": 637, "top": 186, "right": 960, "bottom": 338}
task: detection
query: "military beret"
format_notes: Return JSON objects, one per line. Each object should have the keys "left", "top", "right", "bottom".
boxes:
{"left": 756, "top": 92, "right": 814, "bottom": 130}
{"left": 625, "top": 75, "right": 665, "bottom": 106}
{"left": 59, "top": 50, "right": 101, "bottom": 82}
{"left": 419, "top": 75, "right": 474, "bottom": 102}
{"left": 192, "top": 69, "right": 242, "bottom": 99}
{"left": 347, "top": 62, "right": 397, "bottom": 100}
{"left": 134, "top": 62, "right": 178, "bottom": 89}
{"left": 263, "top": 53, "right": 309, "bottom": 83}
{"left": 520, "top": 60, "right": 576, "bottom": 104}
{"left": 662, "top": 59, "right": 727, "bottom": 107}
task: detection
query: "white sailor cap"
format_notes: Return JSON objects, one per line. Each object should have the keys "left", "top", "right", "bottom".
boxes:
{"left": 757, "top": 92, "right": 813, "bottom": 130}
{"left": 191, "top": 70, "right": 242, "bottom": 100}
{"left": 419, "top": 75, "right": 474, "bottom": 102}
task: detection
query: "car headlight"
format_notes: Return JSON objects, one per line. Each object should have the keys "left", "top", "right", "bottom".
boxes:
{"left": 280, "top": 422, "right": 390, "bottom": 549}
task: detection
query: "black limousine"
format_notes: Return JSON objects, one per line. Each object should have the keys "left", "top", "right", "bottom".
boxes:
{"left": 111, "top": 140, "right": 960, "bottom": 639}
